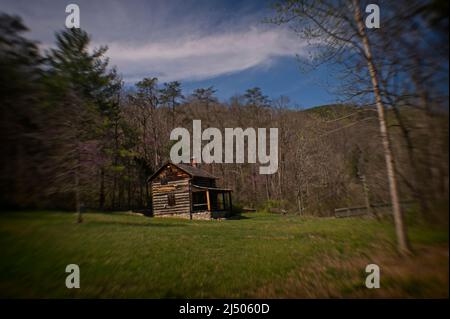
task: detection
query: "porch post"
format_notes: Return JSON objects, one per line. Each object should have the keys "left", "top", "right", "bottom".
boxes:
{"left": 206, "top": 190, "right": 211, "bottom": 211}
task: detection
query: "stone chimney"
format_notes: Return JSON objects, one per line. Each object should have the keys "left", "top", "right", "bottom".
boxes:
{"left": 190, "top": 156, "right": 197, "bottom": 167}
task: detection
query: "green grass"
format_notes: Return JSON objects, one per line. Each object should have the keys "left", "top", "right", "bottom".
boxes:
{"left": 0, "top": 211, "right": 447, "bottom": 298}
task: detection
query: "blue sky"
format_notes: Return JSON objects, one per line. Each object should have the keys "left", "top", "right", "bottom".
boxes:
{"left": 1, "top": 0, "right": 338, "bottom": 107}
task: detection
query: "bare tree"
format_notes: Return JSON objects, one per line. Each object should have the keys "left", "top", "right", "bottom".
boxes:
{"left": 270, "top": 0, "right": 410, "bottom": 253}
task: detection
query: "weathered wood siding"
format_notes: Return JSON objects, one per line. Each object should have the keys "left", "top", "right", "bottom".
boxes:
{"left": 151, "top": 163, "right": 191, "bottom": 216}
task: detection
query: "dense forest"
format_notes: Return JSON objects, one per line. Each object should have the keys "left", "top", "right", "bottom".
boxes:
{"left": 0, "top": 0, "right": 448, "bottom": 222}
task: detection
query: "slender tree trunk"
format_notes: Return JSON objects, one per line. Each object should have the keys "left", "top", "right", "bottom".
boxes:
{"left": 139, "top": 174, "right": 144, "bottom": 207}
{"left": 75, "top": 166, "right": 82, "bottom": 223}
{"left": 278, "top": 153, "right": 284, "bottom": 198}
{"left": 99, "top": 167, "right": 105, "bottom": 210}
{"left": 252, "top": 166, "right": 257, "bottom": 206}
{"left": 142, "top": 117, "right": 147, "bottom": 161}
{"left": 171, "top": 97, "right": 176, "bottom": 127}
{"left": 112, "top": 176, "right": 117, "bottom": 210}
{"left": 118, "top": 179, "right": 123, "bottom": 209}
{"left": 145, "top": 175, "right": 150, "bottom": 209}
{"left": 353, "top": 0, "right": 410, "bottom": 254}
{"left": 112, "top": 121, "right": 119, "bottom": 210}
{"left": 297, "top": 187, "right": 303, "bottom": 215}
{"left": 265, "top": 175, "right": 270, "bottom": 201}
{"left": 153, "top": 124, "right": 159, "bottom": 169}
{"left": 127, "top": 162, "right": 132, "bottom": 210}
{"left": 360, "top": 174, "right": 373, "bottom": 217}
{"left": 390, "top": 104, "right": 429, "bottom": 219}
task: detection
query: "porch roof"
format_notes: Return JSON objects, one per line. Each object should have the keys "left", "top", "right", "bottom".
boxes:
{"left": 191, "top": 184, "right": 232, "bottom": 192}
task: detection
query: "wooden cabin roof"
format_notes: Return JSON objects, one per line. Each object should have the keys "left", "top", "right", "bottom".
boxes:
{"left": 147, "top": 161, "right": 217, "bottom": 182}
{"left": 176, "top": 163, "right": 217, "bottom": 179}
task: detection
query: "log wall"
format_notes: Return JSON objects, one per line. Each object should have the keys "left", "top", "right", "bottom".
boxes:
{"left": 152, "top": 179, "right": 191, "bottom": 216}
{"left": 151, "top": 164, "right": 192, "bottom": 216}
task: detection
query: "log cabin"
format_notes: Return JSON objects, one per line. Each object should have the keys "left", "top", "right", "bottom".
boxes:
{"left": 147, "top": 161, "right": 232, "bottom": 219}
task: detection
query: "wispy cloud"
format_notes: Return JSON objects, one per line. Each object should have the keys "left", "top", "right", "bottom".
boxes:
{"left": 106, "top": 27, "right": 308, "bottom": 83}
{"left": 2, "top": 0, "right": 308, "bottom": 83}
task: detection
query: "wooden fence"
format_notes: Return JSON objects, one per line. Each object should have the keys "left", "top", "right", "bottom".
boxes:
{"left": 334, "top": 201, "right": 415, "bottom": 218}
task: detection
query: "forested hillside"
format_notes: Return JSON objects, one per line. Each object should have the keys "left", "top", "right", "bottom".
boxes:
{"left": 0, "top": 8, "right": 448, "bottom": 221}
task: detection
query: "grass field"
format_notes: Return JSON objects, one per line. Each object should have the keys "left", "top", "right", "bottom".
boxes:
{"left": 0, "top": 211, "right": 448, "bottom": 298}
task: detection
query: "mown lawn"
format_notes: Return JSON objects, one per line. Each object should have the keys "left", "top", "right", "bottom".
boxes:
{"left": 0, "top": 211, "right": 447, "bottom": 298}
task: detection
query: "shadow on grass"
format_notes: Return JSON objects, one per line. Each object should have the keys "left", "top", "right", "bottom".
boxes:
{"left": 228, "top": 214, "right": 251, "bottom": 220}
{"left": 87, "top": 220, "right": 187, "bottom": 228}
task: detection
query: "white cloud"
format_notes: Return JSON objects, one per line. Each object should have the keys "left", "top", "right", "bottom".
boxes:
{"left": 104, "top": 27, "right": 308, "bottom": 83}
{"left": 2, "top": 0, "right": 309, "bottom": 83}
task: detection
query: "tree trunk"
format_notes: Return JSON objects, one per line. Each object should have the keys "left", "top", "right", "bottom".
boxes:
{"left": 360, "top": 174, "right": 373, "bottom": 217}
{"left": 112, "top": 121, "right": 119, "bottom": 210}
{"left": 389, "top": 104, "right": 429, "bottom": 219}
{"left": 75, "top": 167, "right": 82, "bottom": 223}
{"left": 353, "top": 0, "right": 410, "bottom": 254}
{"left": 99, "top": 167, "right": 105, "bottom": 210}
{"left": 297, "top": 187, "right": 304, "bottom": 215}
{"left": 112, "top": 176, "right": 117, "bottom": 210}
{"left": 127, "top": 163, "right": 132, "bottom": 210}
{"left": 265, "top": 175, "right": 270, "bottom": 201}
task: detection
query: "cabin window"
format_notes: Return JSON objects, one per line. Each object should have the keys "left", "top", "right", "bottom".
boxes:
{"left": 168, "top": 193, "right": 176, "bottom": 206}
{"left": 160, "top": 177, "right": 168, "bottom": 185}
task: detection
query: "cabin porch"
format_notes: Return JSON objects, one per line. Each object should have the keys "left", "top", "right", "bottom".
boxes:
{"left": 191, "top": 185, "right": 232, "bottom": 217}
